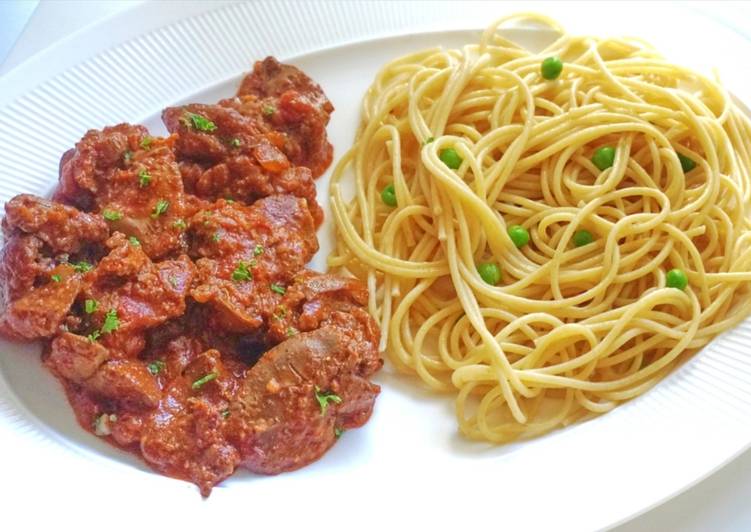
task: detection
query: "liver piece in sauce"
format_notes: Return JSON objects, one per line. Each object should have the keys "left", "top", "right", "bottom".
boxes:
{"left": 162, "top": 103, "right": 323, "bottom": 226}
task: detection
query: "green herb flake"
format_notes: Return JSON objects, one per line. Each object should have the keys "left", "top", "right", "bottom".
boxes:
{"left": 101, "top": 309, "right": 120, "bottom": 334}
{"left": 138, "top": 168, "right": 152, "bottom": 188}
{"left": 192, "top": 372, "right": 218, "bottom": 390}
{"left": 254, "top": 244, "right": 264, "bottom": 256}
{"left": 102, "top": 209, "right": 122, "bottom": 221}
{"left": 334, "top": 427, "right": 344, "bottom": 438}
{"left": 314, "top": 386, "right": 342, "bottom": 416}
{"left": 424, "top": 136, "right": 435, "bottom": 145}
{"left": 123, "top": 150, "right": 134, "bottom": 163}
{"left": 84, "top": 299, "right": 98, "bottom": 314}
{"left": 286, "top": 326, "right": 298, "bottom": 337}
{"left": 212, "top": 232, "right": 221, "bottom": 243}
{"left": 270, "top": 283, "right": 286, "bottom": 295}
{"left": 50, "top": 274, "right": 61, "bottom": 283}
{"left": 221, "top": 409, "right": 230, "bottom": 419}
{"left": 139, "top": 136, "right": 153, "bottom": 150}
{"left": 184, "top": 112, "right": 217, "bottom": 132}
{"left": 151, "top": 199, "right": 169, "bottom": 218}
{"left": 232, "top": 261, "right": 252, "bottom": 282}
{"left": 73, "top": 261, "right": 93, "bottom": 273}
{"left": 262, "top": 104, "right": 276, "bottom": 116}
{"left": 173, "top": 218, "right": 187, "bottom": 231}
{"left": 87, "top": 330, "right": 101, "bottom": 343}
{"left": 129, "top": 236, "right": 141, "bottom": 247}
{"left": 147, "top": 360, "right": 166, "bottom": 375}
{"left": 230, "top": 138, "right": 241, "bottom": 148}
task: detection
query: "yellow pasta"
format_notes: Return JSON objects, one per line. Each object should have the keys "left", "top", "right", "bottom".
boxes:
{"left": 328, "top": 14, "right": 751, "bottom": 442}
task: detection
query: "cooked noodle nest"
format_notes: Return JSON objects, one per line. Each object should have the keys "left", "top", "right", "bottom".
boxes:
{"left": 328, "top": 13, "right": 751, "bottom": 442}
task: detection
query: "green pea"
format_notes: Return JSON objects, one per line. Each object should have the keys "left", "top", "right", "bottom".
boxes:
{"left": 477, "top": 262, "right": 502, "bottom": 286}
{"left": 573, "top": 230, "right": 594, "bottom": 247}
{"left": 677, "top": 153, "right": 696, "bottom": 173}
{"left": 666, "top": 268, "right": 688, "bottom": 290}
{"left": 592, "top": 146, "right": 616, "bottom": 171}
{"left": 439, "top": 148, "right": 463, "bottom": 170}
{"left": 381, "top": 184, "right": 397, "bottom": 207}
{"left": 507, "top": 225, "right": 530, "bottom": 248}
{"left": 541, "top": 56, "right": 563, "bottom": 80}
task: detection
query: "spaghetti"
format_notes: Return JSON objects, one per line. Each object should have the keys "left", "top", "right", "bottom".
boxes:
{"left": 328, "top": 14, "right": 751, "bottom": 442}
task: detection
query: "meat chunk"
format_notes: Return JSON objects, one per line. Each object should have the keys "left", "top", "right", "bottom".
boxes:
{"left": 56, "top": 123, "right": 148, "bottom": 210}
{"left": 0, "top": 237, "right": 82, "bottom": 341}
{"left": 189, "top": 196, "right": 318, "bottom": 334}
{"left": 227, "top": 327, "right": 379, "bottom": 474}
{"left": 80, "top": 233, "right": 195, "bottom": 357}
{"left": 267, "top": 271, "right": 382, "bottom": 377}
{"left": 162, "top": 104, "right": 323, "bottom": 225}
{"left": 46, "top": 332, "right": 160, "bottom": 410}
{"left": 140, "top": 349, "right": 240, "bottom": 496}
{"left": 237, "top": 57, "right": 333, "bottom": 122}
{"left": 56, "top": 125, "right": 189, "bottom": 259}
{"left": 3, "top": 194, "right": 108, "bottom": 253}
{"left": 223, "top": 57, "right": 334, "bottom": 178}
{"left": 46, "top": 331, "right": 110, "bottom": 381}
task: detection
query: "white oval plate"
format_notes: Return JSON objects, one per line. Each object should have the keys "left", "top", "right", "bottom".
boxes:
{"left": 2, "top": 2, "right": 751, "bottom": 531}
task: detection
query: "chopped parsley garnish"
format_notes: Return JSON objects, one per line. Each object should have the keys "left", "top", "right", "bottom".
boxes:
{"left": 147, "top": 360, "right": 166, "bottom": 375}
{"left": 231, "top": 261, "right": 252, "bottom": 282}
{"left": 73, "top": 261, "right": 93, "bottom": 273}
{"left": 270, "top": 283, "right": 286, "bottom": 295}
{"left": 212, "top": 232, "right": 221, "bottom": 243}
{"left": 334, "top": 427, "right": 344, "bottom": 438}
{"left": 84, "top": 299, "right": 98, "bottom": 314}
{"left": 424, "top": 136, "right": 435, "bottom": 145}
{"left": 87, "top": 309, "right": 119, "bottom": 342}
{"left": 168, "top": 275, "right": 179, "bottom": 288}
{"left": 192, "top": 372, "right": 217, "bottom": 390}
{"left": 139, "top": 136, "right": 153, "bottom": 150}
{"left": 50, "top": 274, "right": 61, "bottom": 283}
{"left": 184, "top": 112, "right": 217, "bottom": 132}
{"left": 262, "top": 104, "right": 276, "bottom": 116}
{"left": 221, "top": 409, "right": 230, "bottom": 419}
{"left": 129, "top": 236, "right": 141, "bottom": 247}
{"left": 286, "top": 326, "right": 298, "bottom": 337}
{"left": 314, "top": 386, "right": 342, "bottom": 415}
{"left": 102, "top": 209, "right": 122, "bottom": 221}
{"left": 254, "top": 244, "right": 264, "bottom": 256}
{"left": 249, "top": 258, "right": 258, "bottom": 268}
{"left": 101, "top": 309, "right": 120, "bottom": 334}
{"left": 151, "top": 199, "right": 169, "bottom": 218}
{"left": 123, "top": 150, "right": 133, "bottom": 163}
{"left": 138, "top": 168, "right": 152, "bottom": 187}
{"left": 225, "top": 197, "right": 235, "bottom": 204}
{"left": 173, "top": 218, "right": 187, "bottom": 230}
{"left": 230, "top": 138, "right": 241, "bottom": 148}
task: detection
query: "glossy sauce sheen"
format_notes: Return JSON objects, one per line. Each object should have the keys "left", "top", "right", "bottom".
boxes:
{"left": 0, "top": 58, "right": 382, "bottom": 496}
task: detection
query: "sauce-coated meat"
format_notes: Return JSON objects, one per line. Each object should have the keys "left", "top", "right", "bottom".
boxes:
{"left": 0, "top": 56, "right": 381, "bottom": 496}
{"left": 189, "top": 196, "right": 318, "bottom": 333}
{"left": 57, "top": 127, "right": 190, "bottom": 259}
{"left": 231, "top": 57, "right": 334, "bottom": 177}
{"left": 162, "top": 103, "right": 323, "bottom": 225}
{"left": 3, "top": 194, "right": 108, "bottom": 253}
{"left": 228, "top": 327, "right": 379, "bottom": 474}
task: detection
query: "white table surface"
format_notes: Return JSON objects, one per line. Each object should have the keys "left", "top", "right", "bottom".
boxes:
{"left": 2, "top": 1, "right": 751, "bottom": 530}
